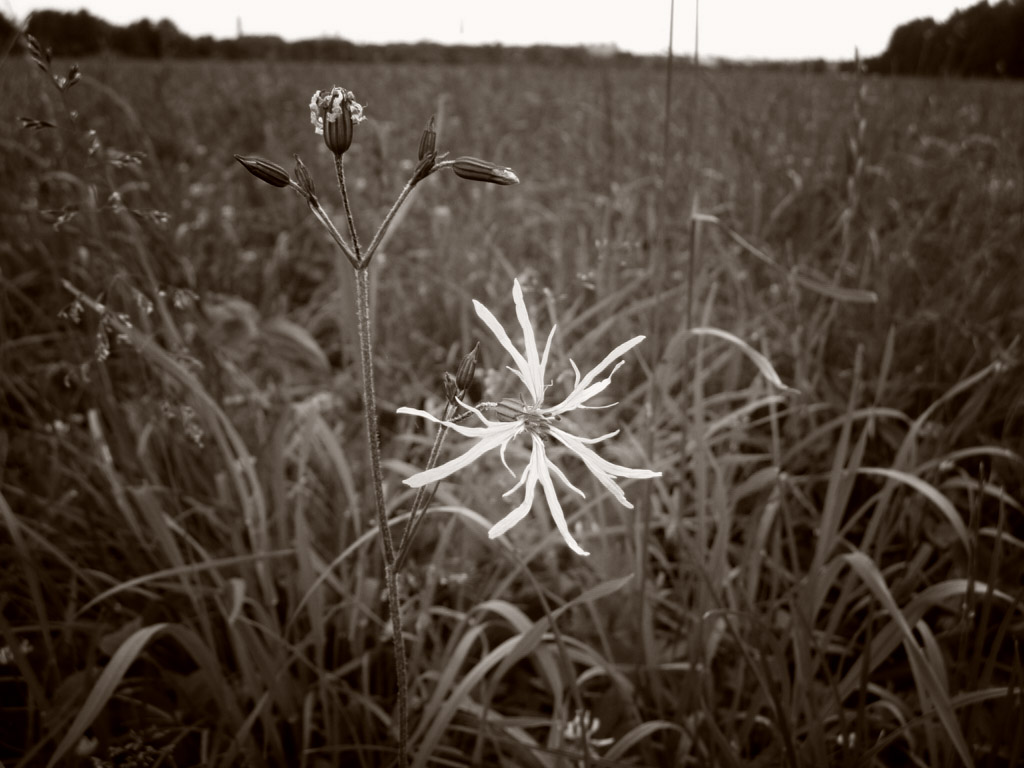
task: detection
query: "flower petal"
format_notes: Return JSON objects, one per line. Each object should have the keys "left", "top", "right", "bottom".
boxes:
{"left": 535, "top": 441, "right": 589, "bottom": 556}
{"left": 397, "top": 405, "right": 512, "bottom": 439}
{"left": 490, "top": 442, "right": 542, "bottom": 538}
{"left": 545, "top": 456, "right": 586, "bottom": 498}
{"left": 572, "top": 336, "right": 645, "bottom": 397}
{"left": 473, "top": 295, "right": 539, "bottom": 403}
{"left": 548, "top": 426, "right": 660, "bottom": 508}
{"left": 512, "top": 279, "right": 544, "bottom": 401}
{"left": 403, "top": 424, "right": 518, "bottom": 487}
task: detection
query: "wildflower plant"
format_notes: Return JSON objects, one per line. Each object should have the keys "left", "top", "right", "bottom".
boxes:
{"left": 233, "top": 85, "right": 538, "bottom": 765}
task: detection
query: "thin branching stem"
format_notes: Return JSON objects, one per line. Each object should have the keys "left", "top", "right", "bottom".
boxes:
{"left": 290, "top": 183, "right": 359, "bottom": 267}
{"left": 393, "top": 401, "right": 457, "bottom": 572}
{"left": 362, "top": 167, "right": 426, "bottom": 266}
{"left": 335, "top": 155, "right": 362, "bottom": 260}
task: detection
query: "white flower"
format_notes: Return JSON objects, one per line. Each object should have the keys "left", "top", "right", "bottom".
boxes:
{"left": 398, "top": 280, "right": 661, "bottom": 556}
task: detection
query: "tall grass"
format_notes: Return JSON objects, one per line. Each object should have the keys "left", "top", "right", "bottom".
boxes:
{"left": 1, "top": 43, "right": 1023, "bottom": 768}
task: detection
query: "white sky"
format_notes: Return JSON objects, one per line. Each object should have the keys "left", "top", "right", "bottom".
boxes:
{"left": 5, "top": 1, "right": 976, "bottom": 60}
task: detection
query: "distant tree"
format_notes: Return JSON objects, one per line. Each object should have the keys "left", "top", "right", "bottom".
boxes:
{"left": 868, "top": 0, "right": 1024, "bottom": 77}
{"left": 27, "top": 10, "right": 113, "bottom": 56}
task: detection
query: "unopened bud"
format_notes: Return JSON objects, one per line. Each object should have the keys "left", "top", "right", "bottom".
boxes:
{"left": 455, "top": 342, "right": 479, "bottom": 392}
{"left": 311, "top": 86, "right": 366, "bottom": 156}
{"left": 293, "top": 154, "right": 316, "bottom": 199}
{"left": 452, "top": 156, "right": 519, "bottom": 186}
{"left": 418, "top": 116, "right": 437, "bottom": 161}
{"left": 443, "top": 372, "right": 458, "bottom": 404}
{"left": 234, "top": 155, "right": 290, "bottom": 188}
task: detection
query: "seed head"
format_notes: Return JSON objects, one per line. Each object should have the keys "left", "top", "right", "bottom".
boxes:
{"left": 310, "top": 87, "right": 366, "bottom": 156}
{"left": 452, "top": 156, "right": 519, "bottom": 186}
{"left": 234, "top": 154, "right": 291, "bottom": 188}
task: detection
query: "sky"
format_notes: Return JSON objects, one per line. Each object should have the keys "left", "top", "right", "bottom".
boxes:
{"left": 4, "top": 1, "right": 978, "bottom": 60}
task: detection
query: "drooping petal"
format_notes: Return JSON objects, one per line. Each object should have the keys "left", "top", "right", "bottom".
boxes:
{"left": 545, "top": 456, "right": 586, "bottom": 498}
{"left": 512, "top": 279, "right": 545, "bottom": 402}
{"left": 403, "top": 424, "right": 519, "bottom": 487}
{"left": 535, "top": 440, "right": 589, "bottom": 556}
{"left": 548, "top": 426, "right": 661, "bottom": 508}
{"left": 473, "top": 295, "right": 539, "bottom": 403}
{"left": 490, "top": 444, "right": 542, "bottom": 539}
{"left": 502, "top": 447, "right": 537, "bottom": 497}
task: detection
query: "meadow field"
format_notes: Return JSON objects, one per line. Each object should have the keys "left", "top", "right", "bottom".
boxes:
{"left": 1, "top": 51, "right": 1023, "bottom": 767}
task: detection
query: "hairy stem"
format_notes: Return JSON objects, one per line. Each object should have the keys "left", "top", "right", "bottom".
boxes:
{"left": 354, "top": 266, "right": 408, "bottom": 764}
{"left": 335, "top": 154, "right": 362, "bottom": 260}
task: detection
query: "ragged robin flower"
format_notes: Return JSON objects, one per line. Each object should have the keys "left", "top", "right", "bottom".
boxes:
{"left": 398, "top": 280, "right": 661, "bottom": 556}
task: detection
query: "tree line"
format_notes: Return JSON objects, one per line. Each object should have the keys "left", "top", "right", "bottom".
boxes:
{"left": 3, "top": 4, "right": 1023, "bottom": 76}
{"left": 0, "top": 10, "right": 640, "bottom": 67}
{"left": 867, "top": 0, "right": 1024, "bottom": 77}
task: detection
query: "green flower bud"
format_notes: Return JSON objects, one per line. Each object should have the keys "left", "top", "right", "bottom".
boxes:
{"left": 234, "top": 154, "right": 290, "bottom": 188}
{"left": 452, "top": 156, "right": 519, "bottom": 186}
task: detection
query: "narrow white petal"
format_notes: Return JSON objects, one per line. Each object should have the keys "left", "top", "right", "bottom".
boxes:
{"left": 548, "top": 427, "right": 660, "bottom": 509}
{"left": 540, "top": 324, "right": 557, "bottom": 383}
{"left": 454, "top": 397, "right": 500, "bottom": 427}
{"left": 473, "top": 298, "right": 538, "bottom": 402}
{"left": 398, "top": 405, "right": 518, "bottom": 440}
{"left": 551, "top": 427, "right": 662, "bottom": 479}
{"left": 512, "top": 280, "right": 543, "bottom": 400}
{"left": 403, "top": 428, "right": 514, "bottom": 488}
{"left": 545, "top": 456, "right": 586, "bottom": 498}
{"left": 490, "top": 445, "right": 541, "bottom": 538}
{"left": 535, "top": 446, "right": 589, "bottom": 556}
{"left": 565, "top": 429, "right": 621, "bottom": 445}
{"left": 501, "top": 449, "right": 536, "bottom": 497}
{"left": 572, "top": 336, "right": 645, "bottom": 396}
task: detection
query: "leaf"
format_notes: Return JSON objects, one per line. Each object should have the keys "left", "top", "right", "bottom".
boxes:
{"left": 843, "top": 553, "right": 975, "bottom": 768}
{"left": 47, "top": 624, "right": 169, "bottom": 768}
{"left": 690, "top": 327, "right": 798, "bottom": 393}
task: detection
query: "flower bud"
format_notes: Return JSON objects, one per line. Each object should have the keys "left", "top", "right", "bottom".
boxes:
{"left": 455, "top": 342, "right": 479, "bottom": 392}
{"left": 452, "top": 156, "right": 519, "bottom": 186}
{"left": 310, "top": 87, "right": 366, "bottom": 156}
{"left": 234, "top": 154, "right": 290, "bottom": 188}
{"left": 293, "top": 154, "right": 316, "bottom": 200}
{"left": 443, "top": 371, "right": 458, "bottom": 404}
{"left": 418, "top": 116, "right": 437, "bottom": 162}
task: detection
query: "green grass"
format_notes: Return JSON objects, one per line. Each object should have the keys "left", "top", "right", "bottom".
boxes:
{"left": 1, "top": 51, "right": 1023, "bottom": 767}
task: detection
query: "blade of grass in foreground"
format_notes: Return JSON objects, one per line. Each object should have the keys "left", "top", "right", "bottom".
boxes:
{"left": 843, "top": 552, "right": 975, "bottom": 768}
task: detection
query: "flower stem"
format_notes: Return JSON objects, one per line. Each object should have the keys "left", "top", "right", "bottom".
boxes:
{"left": 362, "top": 167, "right": 423, "bottom": 266}
{"left": 393, "top": 401, "right": 457, "bottom": 572}
{"left": 354, "top": 265, "right": 408, "bottom": 764}
{"left": 335, "top": 151, "right": 407, "bottom": 764}
{"left": 335, "top": 154, "right": 362, "bottom": 260}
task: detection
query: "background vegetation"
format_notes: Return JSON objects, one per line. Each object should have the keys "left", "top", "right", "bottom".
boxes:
{"left": 1, "top": 22, "right": 1023, "bottom": 768}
